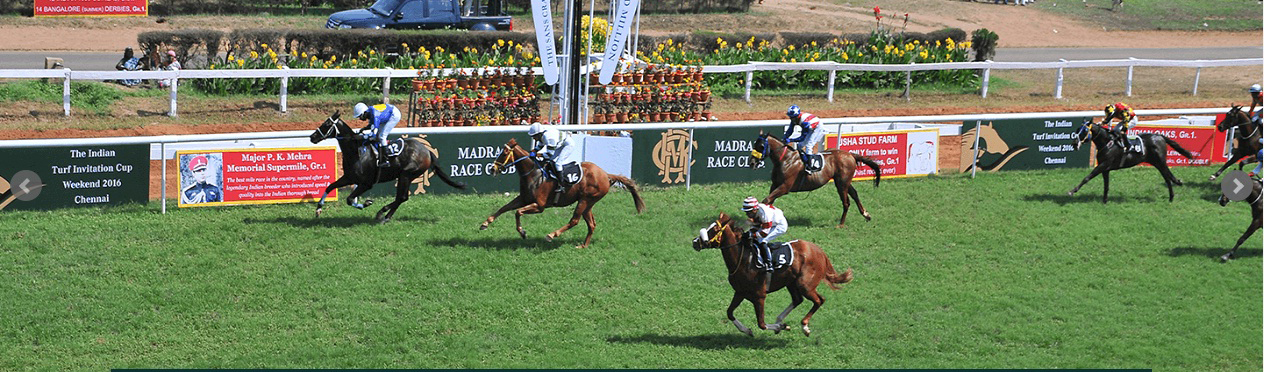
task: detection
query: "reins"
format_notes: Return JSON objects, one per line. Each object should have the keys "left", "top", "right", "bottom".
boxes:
{"left": 705, "top": 220, "right": 753, "bottom": 277}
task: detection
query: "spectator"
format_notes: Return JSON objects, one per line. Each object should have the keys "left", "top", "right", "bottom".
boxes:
{"left": 159, "top": 50, "right": 181, "bottom": 88}
{"left": 114, "top": 47, "right": 142, "bottom": 87}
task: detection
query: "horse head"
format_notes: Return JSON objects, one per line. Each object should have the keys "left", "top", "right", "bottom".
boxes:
{"left": 310, "top": 111, "right": 349, "bottom": 144}
{"left": 972, "top": 122, "right": 1010, "bottom": 155}
{"left": 1071, "top": 119, "right": 1097, "bottom": 151}
{"left": 749, "top": 132, "right": 775, "bottom": 169}
{"left": 1217, "top": 105, "right": 1247, "bottom": 132}
{"left": 693, "top": 212, "right": 738, "bottom": 251}
{"left": 491, "top": 138, "right": 527, "bottom": 175}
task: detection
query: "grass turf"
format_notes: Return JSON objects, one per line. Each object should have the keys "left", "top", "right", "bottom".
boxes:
{"left": 0, "top": 165, "right": 1259, "bottom": 370}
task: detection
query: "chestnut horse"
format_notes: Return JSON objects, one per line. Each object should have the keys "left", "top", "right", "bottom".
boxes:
{"left": 750, "top": 132, "right": 882, "bottom": 228}
{"left": 692, "top": 212, "right": 853, "bottom": 337}
{"left": 479, "top": 138, "right": 646, "bottom": 248}
{"left": 1210, "top": 106, "right": 1262, "bottom": 181}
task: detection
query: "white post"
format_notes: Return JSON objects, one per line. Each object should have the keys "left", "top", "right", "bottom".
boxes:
{"left": 970, "top": 120, "right": 982, "bottom": 179}
{"left": 744, "top": 70, "right": 753, "bottom": 104}
{"left": 280, "top": 66, "right": 289, "bottom": 113}
{"left": 903, "top": 70, "right": 912, "bottom": 102}
{"left": 686, "top": 128, "right": 694, "bottom": 191}
{"left": 161, "top": 141, "right": 167, "bottom": 214}
{"left": 62, "top": 68, "right": 71, "bottom": 116}
{"left": 168, "top": 77, "right": 178, "bottom": 117}
{"left": 835, "top": 123, "right": 844, "bottom": 149}
{"left": 980, "top": 66, "right": 991, "bottom": 98}
{"left": 1192, "top": 67, "right": 1201, "bottom": 96}
{"left": 1055, "top": 59, "right": 1065, "bottom": 99}
{"left": 1125, "top": 58, "right": 1135, "bottom": 97}
{"left": 827, "top": 69, "right": 836, "bottom": 103}
{"left": 382, "top": 67, "right": 392, "bottom": 104}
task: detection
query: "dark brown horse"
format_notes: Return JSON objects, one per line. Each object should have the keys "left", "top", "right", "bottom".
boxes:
{"left": 750, "top": 132, "right": 882, "bottom": 228}
{"left": 1067, "top": 121, "right": 1192, "bottom": 203}
{"left": 692, "top": 212, "right": 853, "bottom": 337}
{"left": 480, "top": 138, "right": 646, "bottom": 248}
{"left": 1210, "top": 106, "right": 1261, "bottom": 181}
{"left": 1217, "top": 179, "right": 1261, "bottom": 262}
{"left": 309, "top": 111, "right": 465, "bottom": 222}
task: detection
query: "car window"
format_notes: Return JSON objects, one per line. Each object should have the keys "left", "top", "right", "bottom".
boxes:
{"left": 431, "top": 0, "right": 453, "bottom": 15}
{"left": 369, "top": 0, "right": 401, "bottom": 16}
{"left": 399, "top": 0, "right": 424, "bottom": 18}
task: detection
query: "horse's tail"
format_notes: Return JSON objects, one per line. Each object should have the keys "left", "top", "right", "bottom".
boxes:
{"left": 1162, "top": 136, "right": 1195, "bottom": 159}
{"left": 608, "top": 174, "right": 646, "bottom": 214}
{"left": 852, "top": 153, "right": 882, "bottom": 188}
{"left": 823, "top": 265, "right": 854, "bottom": 291}
{"left": 429, "top": 151, "right": 467, "bottom": 190}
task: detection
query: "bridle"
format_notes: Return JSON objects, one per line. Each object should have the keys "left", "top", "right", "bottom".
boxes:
{"left": 316, "top": 118, "right": 361, "bottom": 141}
{"left": 492, "top": 145, "right": 531, "bottom": 173}
{"left": 699, "top": 219, "right": 751, "bottom": 277}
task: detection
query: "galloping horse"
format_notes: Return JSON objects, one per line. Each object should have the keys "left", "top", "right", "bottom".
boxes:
{"left": 1210, "top": 106, "right": 1261, "bottom": 181}
{"left": 1217, "top": 179, "right": 1262, "bottom": 263}
{"left": 1067, "top": 121, "right": 1193, "bottom": 203}
{"left": 309, "top": 111, "right": 465, "bottom": 222}
{"left": 692, "top": 212, "right": 853, "bottom": 337}
{"left": 480, "top": 138, "right": 645, "bottom": 248}
{"left": 750, "top": 132, "right": 882, "bottom": 228}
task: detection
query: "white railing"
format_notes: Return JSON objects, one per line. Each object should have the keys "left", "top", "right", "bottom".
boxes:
{"left": 0, "top": 57, "right": 1256, "bottom": 117}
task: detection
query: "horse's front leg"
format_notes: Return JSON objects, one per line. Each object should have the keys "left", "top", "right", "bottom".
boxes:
{"left": 514, "top": 202, "right": 546, "bottom": 239}
{"left": 547, "top": 200, "right": 590, "bottom": 245}
{"left": 1222, "top": 220, "right": 1262, "bottom": 262}
{"left": 375, "top": 177, "right": 411, "bottom": 223}
{"left": 481, "top": 194, "right": 529, "bottom": 230}
{"left": 727, "top": 293, "right": 753, "bottom": 337}
{"left": 315, "top": 175, "right": 355, "bottom": 217}
{"left": 1211, "top": 153, "right": 1245, "bottom": 181}
{"left": 762, "top": 181, "right": 794, "bottom": 205}
{"left": 1069, "top": 165, "right": 1107, "bottom": 196}
{"left": 345, "top": 183, "right": 375, "bottom": 209}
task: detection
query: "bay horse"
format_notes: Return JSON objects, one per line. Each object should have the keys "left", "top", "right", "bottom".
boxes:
{"left": 480, "top": 138, "right": 645, "bottom": 249}
{"left": 1067, "top": 121, "right": 1192, "bottom": 203}
{"left": 1217, "top": 179, "right": 1261, "bottom": 262}
{"left": 309, "top": 111, "right": 465, "bottom": 222}
{"left": 750, "top": 132, "right": 882, "bottom": 228}
{"left": 692, "top": 212, "right": 853, "bottom": 337}
{"left": 1210, "top": 106, "right": 1261, "bottom": 181}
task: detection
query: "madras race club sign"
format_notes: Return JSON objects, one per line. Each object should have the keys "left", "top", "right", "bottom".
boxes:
{"left": 644, "top": 129, "right": 696, "bottom": 184}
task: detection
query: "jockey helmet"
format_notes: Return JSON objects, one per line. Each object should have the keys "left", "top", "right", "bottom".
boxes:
{"left": 786, "top": 105, "right": 801, "bottom": 119}
{"left": 353, "top": 102, "right": 369, "bottom": 119}
{"left": 1113, "top": 102, "right": 1128, "bottom": 112}
{"left": 1250, "top": 84, "right": 1262, "bottom": 93}
{"left": 741, "top": 196, "right": 759, "bottom": 211}
{"left": 527, "top": 122, "right": 545, "bottom": 136}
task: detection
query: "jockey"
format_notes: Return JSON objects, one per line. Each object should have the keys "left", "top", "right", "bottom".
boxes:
{"left": 782, "top": 105, "right": 825, "bottom": 172}
{"left": 354, "top": 102, "right": 402, "bottom": 168}
{"left": 1248, "top": 84, "right": 1263, "bottom": 178}
{"left": 1103, "top": 102, "right": 1137, "bottom": 151}
{"left": 742, "top": 196, "right": 787, "bottom": 272}
{"left": 528, "top": 123, "right": 581, "bottom": 189}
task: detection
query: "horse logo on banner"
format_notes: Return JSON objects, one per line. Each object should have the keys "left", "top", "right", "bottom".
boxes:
{"left": 652, "top": 129, "right": 696, "bottom": 184}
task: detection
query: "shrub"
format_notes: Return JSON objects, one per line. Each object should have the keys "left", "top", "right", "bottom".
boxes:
{"left": 970, "top": 28, "right": 999, "bottom": 62}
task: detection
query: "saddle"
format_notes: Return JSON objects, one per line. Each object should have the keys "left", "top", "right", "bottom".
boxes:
{"left": 750, "top": 241, "right": 796, "bottom": 271}
{"left": 802, "top": 153, "right": 824, "bottom": 173}
{"left": 1122, "top": 134, "right": 1144, "bottom": 154}
{"left": 362, "top": 138, "right": 406, "bottom": 158}
{"left": 541, "top": 161, "right": 583, "bottom": 194}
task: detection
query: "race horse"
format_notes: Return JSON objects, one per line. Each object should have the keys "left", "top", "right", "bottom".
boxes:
{"left": 692, "top": 212, "right": 853, "bottom": 337}
{"left": 1209, "top": 105, "right": 1261, "bottom": 181}
{"left": 309, "top": 111, "right": 465, "bottom": 222}
{"left": 1067, "top": 121, "right": 1193, "bottom": 203}
{"left": 750, "top": 132, "right": 882, "bottom": 228}
{"left": 1217, "top": 179, "right": 1262, "bottom": 263}
{"left": 480, "top": 138, "right": 645, "bottom": 249}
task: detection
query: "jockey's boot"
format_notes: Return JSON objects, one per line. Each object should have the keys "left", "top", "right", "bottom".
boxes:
{"left": 759, "top": 241, "right": 774, "bottom": 272}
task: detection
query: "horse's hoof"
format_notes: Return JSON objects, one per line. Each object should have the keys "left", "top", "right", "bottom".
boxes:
{"left": 1221, "top": 253, "right": 1233, "bottom": 262}
{"left": 545, "top": 233, "right": 555, "bottom": 242}
{"left": 315, "top": 208, "right": 323, "bottom": 218}
{"left": 1174, "top": 179, "right": 1184, "bottom": 186}
{"left": 1067, "top": 191, "right": 1075, "bottom": 196}
{"left": 802, "top": 325, "right": 811, "bottom": 337}
{"left": 743, "top": 328, "right": 754, "bottom": 337}
{"left": 862, "top": 213, "right": 872, "bottom": 221}
{"left": 575, "top": 244, "right": 587, "bottom": 249}
{"left": 378, "top": 218, "right": 390, "bottom": 225}
{"left": 364, "top": 199, "right": 374, "bottom": 207}
{"left": 1209, "top": 175, "right": 1218, "bottom": 181}
{"left": 772, "top": 324, "right": 783, "bottom": 334}
{"left": 518, "top": 229, "right": 527, "bottom": 239}
{"left": 835, "top": 224, "right": 846, "bottom": 229}
{"left": 479, "top": 223, "right": 489, "bottom": 231}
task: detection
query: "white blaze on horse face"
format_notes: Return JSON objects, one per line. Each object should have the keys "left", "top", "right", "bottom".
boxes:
{"left": 698, "top": 227, "right": 710, "bottom": 242}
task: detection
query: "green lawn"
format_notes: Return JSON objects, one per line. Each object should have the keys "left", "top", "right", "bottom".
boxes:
{"left": 0, "top": 166, "right": 1259, "bottom": 370}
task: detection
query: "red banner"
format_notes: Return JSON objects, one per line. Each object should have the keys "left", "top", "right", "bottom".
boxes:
{"left": 177, "top": 147, "right": 338, "bottom": 208}
{"left": 827, "top": 132, "right": 907, "bottom": 179}
{"left": 35, "top": 0, "right": 147, "bottom": 17}
{"left": 1131, "top": 125, "right": 1227, "bottom": 166}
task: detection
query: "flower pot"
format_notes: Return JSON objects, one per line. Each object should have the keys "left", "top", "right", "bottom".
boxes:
{"left": 699, "top": 91, "right": 711, "bottom": 102}
{"left": 411, "top": 79, "right": 425, "bottom": 92}
{"left": 615, "top": 112, "right": 627, "bottom": 123}
{"left": 592, "top": 113, "right": 605, "bottom": 124}
{"left": 689, "top": 112, "right": 701, "bottom": 121}
{"left": 694, "top": 71, "right": 704, "bottom": 82}
{"left": 701, "top": 111, "right": 712, "bottom": 121}
{"left": 632, "top": 73, "right": 644, "bottom": 84}
{"left": 612, "top": 73, "right": 624, "bottom": 84}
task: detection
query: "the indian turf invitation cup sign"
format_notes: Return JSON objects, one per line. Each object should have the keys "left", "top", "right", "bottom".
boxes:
{"left": 0, "top": 145, "right": 148, "bottom": 211}
{"left": 177, "top": 147, "right": 337, "bottom": 208}
{"left": 960, "top": 118, "right": 1093, "bottom": 172}
{"left": 34, "top": 0, "right": 148, "bottom": 17}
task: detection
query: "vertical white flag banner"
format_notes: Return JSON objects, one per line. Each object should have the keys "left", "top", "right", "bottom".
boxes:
{"left": 599, "top": 0, "right": 640, "bottom": 85}
{"left": 532, "top": 0, "right": 560, "bottom": 85}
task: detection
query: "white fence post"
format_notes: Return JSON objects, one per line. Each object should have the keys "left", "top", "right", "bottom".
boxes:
{"left": 280, "top": 66, "right": 289, "bottom": 113}
{"left": 1125, "top": 58, "right": 1135, "bottom": 97}
{"left": 827, "top": 69, "right": 836, "bottom": 103}
{"left": 971, "top": 120, "right": 983, "bottom": 179}
{"left": 62, "top": 67, "right": 71, "bottom": 116}
{"left": 980, "top": 63, "right": 991, "bottom": 98}
{"left": 686, "top": 128, "right": 694, "bottom": 191}
{"left": 744, "top": 70, "right": 753, "bottom": 104}
{"left": 1055, "top": 59, "right": 1065, "bottom": 99}
{"left": 160, "top": 141, "right": 166, "bottom": 214}
{"left": 382, "top": 67, "right": 392, "bottom": 104}
{"left": 903, "top": 70, "right": 912, "bottom": 102}
{"left": 1192, "top": 67, "right": 1201, "bottom": 96}
{"left": 168, "top": 77, "right": 178, "bottom": 117}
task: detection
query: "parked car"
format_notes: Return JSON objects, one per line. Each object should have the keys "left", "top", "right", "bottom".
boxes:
{"left": 326, "top": 0, "right": 512, "bottom": 31}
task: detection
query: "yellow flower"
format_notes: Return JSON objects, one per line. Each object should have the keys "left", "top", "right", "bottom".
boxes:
{"left": 666, "top": 39, "right": 673, "bottom": 46}
{"left": 301, "top": 52, "right": 308, "bottom": 59}
{"left": 788, "top": 45, "right": 795, "bottom": 51}
{"left": 507, "top": 56, "right": 514, "bottom": 65}
{"left": 402, "top": 42, "right": 408, "bottom": 48}
{"left": 330, "top": 55, "right": 337, "bottom": 61}
{"left": 813, "top": 52, "right": 820, "bottom": 60}
{"left": 507, "top": 40, "right": 514, "bottom": 47}
{"left": 236, "top": 59, "right": 244, "bottom": 67}
{"left": 790, "top": 58, "right": 796, "bottom": 63}
{"left": 811, "top": 41, "right": 817, "bottom": 47}
{"left": 498, "top": 39, "right": 505, "bottom": 47}
{"left": 736, "top": 42, "right": 743, "bottom": 49}
{"left": 369, "top": 49, "right": 376, "bottom": 55}
{"left": 261, "top": 43, "right": 268, "bottom": 49}
{"left": 936, "top": 40, "right": 942, "bottom": 47}
{"left": 449, "top": 54, "right": 457, "bottom": 60}
{"left": 919, "top": 50, "right": 929, "bottom": 59}
{"left": 250, "top": 51, "right": 259, "bottom": 59}
{"left": 352, "top": 59, "right": 358, "bottom": 65}
{"left": 471, "top": 47, "right": 478, "bottom": 54}
{"left": 228, "top": 55, "right": 235, "bottom": 61}
{"left": 210, "top": 64, "right": 215, "bottom": 69}
{"left": 841, "top": 52, "right": 849, "bottom": 61}
{"left": 310, "top": 56, "right": 317, "bottom": 62}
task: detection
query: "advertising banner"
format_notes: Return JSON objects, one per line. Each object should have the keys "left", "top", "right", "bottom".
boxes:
{"left": 826, "top": 129, "right": 940, "bottom": 180}
{"left": 688, "top": 126, "right": 785, "bottom": 185}
{"left": 1131, "top": 124, "right": 1226, "bottom": 166}
{"left": 960, "top": 118, "right": 1093, "bottom": 172}
{"left": 0, "top": 145, "right": 148, "bottom": 211}
{"left": 530, "top": 0, "right": 559, "bottom": 85}
{"left": 35, "top": 0, "right": 147, "bottom": 17}
{"left": 177, "top": 147, "right": 337, "bottom": 208}
{"left": 358, "top": 133, "right": 532, "bottom": 197}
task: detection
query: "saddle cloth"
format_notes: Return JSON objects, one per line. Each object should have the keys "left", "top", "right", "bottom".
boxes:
{"left": 804, "top": 154, "right": 824, "bottom": 172}
{"left": 1124, "top": 134, "right": 1144, "bottom": 154}
{"left": 558, "top": 162, "right": 583, "bottom": 186}
{"left": 751, "top": 241, "right": 796, "bottom": 271}
{"left": 362, "top": 138, "right": 406, "bottom": 157}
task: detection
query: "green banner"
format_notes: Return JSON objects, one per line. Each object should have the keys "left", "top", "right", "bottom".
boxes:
{"left": 631, "top": 128, "right": 695, "bottom": 187}
{"left": 960, "top": 118, "right": 1092, "bottom": 172}
{"left": 0, "top": 145, "right": 149, "bottom": 211}
{"left": 690, "top": 126, "right": 785, "bottom": 185}
{"left": 361, "top": 132, "right": 532, "bottom": 197}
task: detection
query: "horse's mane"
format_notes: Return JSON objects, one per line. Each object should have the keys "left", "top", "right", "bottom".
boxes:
{"left": 507, "top": 138, "right": 519, "bottom": 148}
